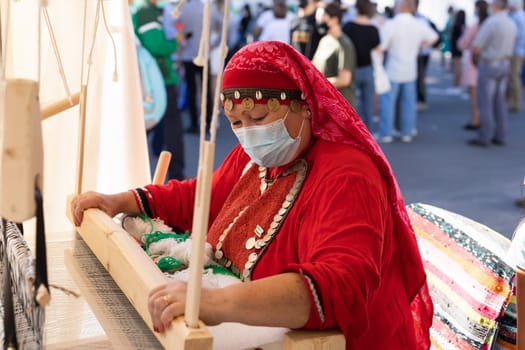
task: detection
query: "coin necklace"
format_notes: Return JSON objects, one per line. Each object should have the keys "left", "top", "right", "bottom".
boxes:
{"left": 214, "top": 159, "right": 307, "bottom": 281}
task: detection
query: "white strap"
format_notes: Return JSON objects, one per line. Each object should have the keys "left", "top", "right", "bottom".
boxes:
{"left": 137, "top": 22, "right": 162, "bottom": 35}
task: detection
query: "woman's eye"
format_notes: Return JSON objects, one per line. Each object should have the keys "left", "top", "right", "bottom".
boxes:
{"left": 231, "top": 120, "right": 242, "bottom": 127}
{"left": 252, "top": 115, "right": 267, "bottom": 123}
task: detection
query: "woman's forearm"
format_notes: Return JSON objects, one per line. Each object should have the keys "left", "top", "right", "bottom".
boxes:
{"left": 200, "top": 272, "right": 311, "bottom": 328}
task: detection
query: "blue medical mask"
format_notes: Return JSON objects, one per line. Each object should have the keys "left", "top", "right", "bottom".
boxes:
{"left": 233, "top": 109, "right": 305, "bottom": 168}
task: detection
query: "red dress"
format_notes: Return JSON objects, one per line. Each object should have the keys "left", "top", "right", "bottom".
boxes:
{"left": 144, "top": 139, "right": 427, "bottom": 349}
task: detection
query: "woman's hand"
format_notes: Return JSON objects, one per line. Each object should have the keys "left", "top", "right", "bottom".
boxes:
{"left": 70, "top": 191, "right": 138, "bottom": 226}
{"left": 148, "top": 280, "right": 228, "bottom": 332}
{"left": 147, "top": 272, "right": 310, "bottom": 333}
{"left": 148, "top": 281, "right": 190, "bottom": 332}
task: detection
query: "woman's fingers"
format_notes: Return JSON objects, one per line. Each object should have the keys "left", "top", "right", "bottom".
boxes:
{"left": 160, "top": 301, "right": 184, "bottom": 330}
{"left": 148, "top": 282, "right": 187, "bottom": 332}
{"left": 71, "top": 192, "right": 103, "bottom": 226}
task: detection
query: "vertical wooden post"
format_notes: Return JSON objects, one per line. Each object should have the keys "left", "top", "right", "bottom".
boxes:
{"left": 517, "top": 266, "right": 525, "bottom": 350}
{"left": 75, "top": 84, "right": 88, "bottom": 195}
{"left": 152, "top": 151, "right": 171, "bottom": 185}
{"left": 185, "top": 141, "right": 214, "bottom": 328}
{"left": 0, "top": 79, "right": 43, "bottom": 222}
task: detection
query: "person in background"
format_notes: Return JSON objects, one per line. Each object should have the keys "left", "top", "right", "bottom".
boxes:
{"left": 375, "top": 0, "right": 438, "bottom": 144}
{"left": 440, "top": 6, "right": 455, "bottom": 70}
{"left": 342, "top": 0, "right": 380, "bottom": 130}
{"left": 312, "top": 2, "right": 356, "bottom": 106}
{"left": 70, "top": 40, "right": 433, "bottom": 349}
{"left": 414, "top": 0, "right": 440, "bottom": 112}
{"left": 450, "top": 9, "right": 466, "bottom": 87}
{"left": 209, "top": 0, "right": 226, "bottom": 108}
{"left": 457, "top": 0, "right": 489, "bottom": 131}
{"left": 134, "top": 0, "right": 185, "bottom": 180}
{"left": 236, "top": 4, "right": 253, "bottom": 48}
{"left": 253, "top": 0, "right": 295, "bottom": 44}
{"left": 468, "top": 0, "right": 517, "bottom": 147}
{"left": 290, "top": 0, "right": 325, "bottom": 60}
{"left": 175, "top": 0, "right": 222, "bottom": 134}
{"left": 507, "top": 0, "right": 525, "bottom": 113}
{"left": 383, "top": 6, "right": 395, "bottom": 19}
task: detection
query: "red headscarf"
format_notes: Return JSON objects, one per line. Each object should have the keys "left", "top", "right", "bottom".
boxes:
{"left": 222, "top": 41, "right": 433, "bottom": 347}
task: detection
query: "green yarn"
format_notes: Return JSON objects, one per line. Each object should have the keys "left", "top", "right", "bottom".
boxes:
{"left": 157, "top": 255, "right": 185, "bottom": 273}
{"left": 135, "top": 215, "right": 238, "bottom": 279}
{"left": 205, "top": 265, "right": 238, "bottom": 278}
{"left": 142, "top": 231, "right": 189, "bottom": 250}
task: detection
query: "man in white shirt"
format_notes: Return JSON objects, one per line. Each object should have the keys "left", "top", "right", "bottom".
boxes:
{"left": 468, "top": 0, "right": 517, "bottom": 147}
{"left": 253, "top": 0, "right": 296, "bottom": 44}
{"left": 375, "top": 0, "right": 437, "bottom": 143}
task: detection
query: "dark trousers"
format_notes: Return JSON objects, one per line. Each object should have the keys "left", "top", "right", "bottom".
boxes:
{"left": 148, "top": 84, "right": 185, "bottom": 181}
{"left": 477, "top": 60, "right": 511, "bottom": 144}
{"left": 183, "top": 60, "right": 212, "bottom": 130}
{"left": 417, "top": 54, "right": 430, "bottom": 103}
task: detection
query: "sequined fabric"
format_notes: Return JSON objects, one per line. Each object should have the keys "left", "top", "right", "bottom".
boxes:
{"left": 408, "top": 203, "right": 515, "bottom": 349}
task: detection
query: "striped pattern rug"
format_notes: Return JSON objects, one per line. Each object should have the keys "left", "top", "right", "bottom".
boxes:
{"left": 407, "top": 203, "right": 515, "bottom": 350}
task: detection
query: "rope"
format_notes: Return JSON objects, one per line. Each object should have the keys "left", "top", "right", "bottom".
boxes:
{"left": 34, "top": 184, "right": 50, "bottom": 307}
{"left": 198, "top": 0, "right": 211, "bottom": 141}
{"left": 0, "top": 4, "right": 3, "bottom": 79}
{"left": 209, "top": 0, "right": 231, "bottom": 143}
{"left": 80, "top": 0, "right": 88, "bottom": 84}
{"left": 42, "top": 5, "right": 73, "bottom": 101}
{"left": 83, "top": 0, "right": 118, "bottom": 83}
{"left": 99, "top": 0, "right": 118, "bottom": 81}
{"left": 170, "top": 0, "right": 187, "bottom": 18}
{"left": 37, "top": 0, "right": 41, "bottom": 83}
{"left": 1, "top": 0, "right": 11, "bottom": 79}
{"left": 85, "top": 0, "right": 101, "bottom": 85}
{"left": 49, "top": 283, "right": 81, "bottom": 298}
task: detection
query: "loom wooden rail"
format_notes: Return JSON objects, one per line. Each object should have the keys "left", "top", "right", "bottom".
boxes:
{"left": 65, "top": 197, "right": 345, "bottom": 349}
{"left": 66, "top": 197, "right": 213, "bottom": 349}
{"left": 518, "top": 267, "right": 525, "bottom": 350}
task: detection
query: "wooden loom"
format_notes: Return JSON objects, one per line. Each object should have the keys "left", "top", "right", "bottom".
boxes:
{"left": 2, "top": 1, "right": 523, "bottom": 349}
{"left": 64, "top": 1, "right": 525, "bottom": 348}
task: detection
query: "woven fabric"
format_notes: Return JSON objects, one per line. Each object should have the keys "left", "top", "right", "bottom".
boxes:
{"left": 0, "top": 220, "right": 45, "bottom": 349}
{"left": 407, "top": 203, "right": 514, "bottom": 350}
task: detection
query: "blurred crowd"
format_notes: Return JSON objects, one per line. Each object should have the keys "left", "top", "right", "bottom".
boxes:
{"left": 129, "top": 0, "right": 525, "bottom": 180}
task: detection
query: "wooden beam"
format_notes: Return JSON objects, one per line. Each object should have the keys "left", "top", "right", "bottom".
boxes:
{"left": 152, "top": 151, "right": 171, "bottom": 185}
{"left": 74, "top": 85, "right": 88, "bottom": 195}
{"left": 0, "top": 79, "right": 43, "bottom": 222}
{"left": 283, "top": 330, "right": 345, "bottom": 350}
{"left": 41, "top": 92, "right": 80, "bottom": 120}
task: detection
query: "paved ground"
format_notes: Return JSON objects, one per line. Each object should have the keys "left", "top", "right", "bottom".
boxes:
{"left": 176, "top": 53, "right": 525, "bottom": 239}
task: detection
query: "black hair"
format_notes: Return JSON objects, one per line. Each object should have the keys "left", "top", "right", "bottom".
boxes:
{"left": 324, "top": 2, "right": 343, "bottom": 23}
{"left": 356, "top": 0, "right": 373, "bottom": 16}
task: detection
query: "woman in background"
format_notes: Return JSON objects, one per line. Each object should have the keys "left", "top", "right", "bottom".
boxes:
{"left": 450, "top": 9, "right": 466, "bottom": 86}
{"left": 457, "top": 0, "right": 488, "bottom": 130}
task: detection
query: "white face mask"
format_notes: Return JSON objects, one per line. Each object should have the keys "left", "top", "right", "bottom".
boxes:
{"left": 233, "top": 109, "right": 305, "bottom": 168}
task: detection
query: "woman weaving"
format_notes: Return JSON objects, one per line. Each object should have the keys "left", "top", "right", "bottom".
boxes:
{"left": 71, "top": 41, "right": 433, "bottom": 349}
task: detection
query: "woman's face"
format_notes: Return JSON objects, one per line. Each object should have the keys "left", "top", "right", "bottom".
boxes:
{"left": 224, "top": 102, "right": 313, "bottom": 158}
